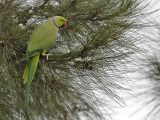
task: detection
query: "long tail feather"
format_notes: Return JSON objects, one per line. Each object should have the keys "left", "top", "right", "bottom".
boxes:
{"left": 23, "top": 54, "right": 40, "bottom": 113}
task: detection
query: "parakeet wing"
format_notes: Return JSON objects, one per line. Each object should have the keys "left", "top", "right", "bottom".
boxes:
{"left": 27, "top": 18, "right": 59, "bottom": 54}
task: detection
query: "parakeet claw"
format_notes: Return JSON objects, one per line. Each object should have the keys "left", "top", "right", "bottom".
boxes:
{"left": 45, "top": 53, "right": 51, "bottom": 60}
{"left": 41, "top": 51, "right": 51, "bottom": 60}
{"left": 46, "top": 55, "right": 48, "bottom": 60}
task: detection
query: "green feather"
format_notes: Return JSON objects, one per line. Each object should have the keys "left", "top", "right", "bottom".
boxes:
{"left": 23, "top": 16, "right": 67, "bottom": 114}
{"left": 23, "top": 54, "right": 39, "bottom": 112}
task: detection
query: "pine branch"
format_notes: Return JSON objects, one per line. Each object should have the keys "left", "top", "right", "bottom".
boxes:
{"left": 0, "top": 0, "right": 156, "bottom": 120}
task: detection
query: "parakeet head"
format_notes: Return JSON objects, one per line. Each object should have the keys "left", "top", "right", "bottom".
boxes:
{"left": 52, "top": 16, "right": 67, "bottom": 28}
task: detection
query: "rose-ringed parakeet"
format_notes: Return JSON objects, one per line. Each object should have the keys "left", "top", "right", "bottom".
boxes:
{"left": 23, "top": 16, "right": 67, "bottom": 113}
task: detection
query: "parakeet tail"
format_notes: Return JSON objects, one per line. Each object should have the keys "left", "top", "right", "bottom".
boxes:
{"left": 23, "top": 54, "right": 40, "bottom": 113}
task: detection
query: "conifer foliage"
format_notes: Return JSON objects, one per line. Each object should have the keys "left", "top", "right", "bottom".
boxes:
{"left": 0, "top": 0, "right": 145, "bottom": 119}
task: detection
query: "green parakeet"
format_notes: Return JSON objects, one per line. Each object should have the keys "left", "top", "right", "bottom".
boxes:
{"left": 23, "top": 16, "right": 67, "bottom": 113}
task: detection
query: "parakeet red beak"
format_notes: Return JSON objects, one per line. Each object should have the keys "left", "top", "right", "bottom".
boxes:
{"left": 64, "top": 21, "right": 67, "bottom": 28}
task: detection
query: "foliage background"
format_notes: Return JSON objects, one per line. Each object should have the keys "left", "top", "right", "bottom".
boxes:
{"left": 0, "top": 0, "right": 159, "bottom": 120}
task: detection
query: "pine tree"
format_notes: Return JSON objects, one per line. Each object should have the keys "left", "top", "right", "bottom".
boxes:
{"left": 0, "top": 0, "right": 149, "bottom": 119}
